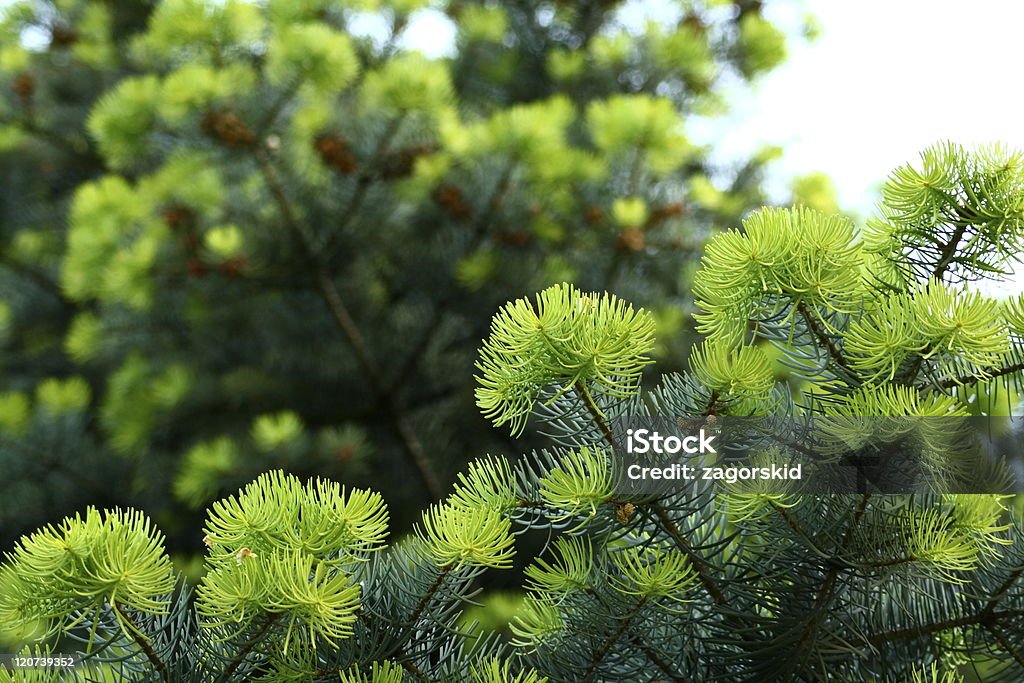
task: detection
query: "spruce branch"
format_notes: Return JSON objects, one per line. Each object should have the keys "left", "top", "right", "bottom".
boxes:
{"left": 0, "top": 256, "right": 68, "bottom": 301}
{"left": 633, "top": 636, "right": 690, "bottom": 683}
{"left": 0, "top": 114, "right": 97, "bottom": 163}
{"left": 319, "top": 114, "right": 406, "bottom": 259}
{"left": 574, "top": 380, "right": 617, "bottom": 448}
{"left": 779, "top": 493, "right": 870, "bottom": 677}
{"left": 407, "top": 564, "right": 453, "bottom": 626}
{"left": 864, "top": 609, "right": 1024, "bottom": 646}
{"left": 385, "top": 159, "right": 518, "bottom": 396}
{"left": 986, "top": 624, "right": 1024, "bottom": 669}
{"left": 572, "top": 381, "right": 731, "bottom": 611}
{"left": 770, "top": 502, "right": 830, "bottom": 559}
{"left": 932, "top": 360, "right": 1024, "bottom": 389}
{"left": 930, "top": 220, "right": 970, "bottom": 284}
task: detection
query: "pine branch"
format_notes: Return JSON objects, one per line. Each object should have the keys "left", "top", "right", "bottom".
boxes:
{"left": 254, "top": 148, "right": 443, "bottom": 501}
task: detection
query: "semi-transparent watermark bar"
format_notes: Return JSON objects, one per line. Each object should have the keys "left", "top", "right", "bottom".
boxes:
{"left": 606, "top": 416, "right": 1024, "bottom": 496}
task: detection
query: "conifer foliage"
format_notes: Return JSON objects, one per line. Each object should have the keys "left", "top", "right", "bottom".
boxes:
{"left": 0, "top": 0, "right": 796, "bottom": 548}
{"left": 5, "top": 145, "right": 1024, "bottom": 681}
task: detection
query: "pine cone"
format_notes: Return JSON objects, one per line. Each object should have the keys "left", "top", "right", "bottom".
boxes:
{"left": 434, "top": 185, "right": 472, "bottom": 222}
{"left": 202, "top": 111, "right": 256, "bottom": 149}
{"left": 49, "top": 25, "right": 79, "bottom": 48}
{"left": 314, "top": 134, "right": 358, "bottom": 175}
{"left": 616, "top": 228, "right": 645, "bottom": 252}
{"left": 12, "top": 72, "right": 34, "bottom": 103}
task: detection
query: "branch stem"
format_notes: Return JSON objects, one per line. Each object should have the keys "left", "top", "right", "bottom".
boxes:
{"left": 112, "top": 603, "right": 170, "bottom": 682}
{"left": 796, "top": 301, "right": 851, "bottom": 373}
{"left": 218, "top": 612, "right": 281, "bottom": 682}
{"left": 580, "top": 598, "right": 646, "bottom": 681}
{"left": 255, "top": 148, "right": 442, "bottom": 501}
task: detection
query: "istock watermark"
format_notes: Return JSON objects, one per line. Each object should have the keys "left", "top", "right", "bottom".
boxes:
{"left": 625, "top": 428, "right": 717, "bottom": 455}
{"left": 605, "top": 415, "right": 1024, "bottom": 497}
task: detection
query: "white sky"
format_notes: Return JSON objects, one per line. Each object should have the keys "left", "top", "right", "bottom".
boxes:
{"left": 714, "top": 0, "right": 1024, "bottom": 216}
{"left": 398, "top": 0, "right": 1024, "bottom": 293}
{"left": 401, "top": 0, "right": 1024, "bottom": 218}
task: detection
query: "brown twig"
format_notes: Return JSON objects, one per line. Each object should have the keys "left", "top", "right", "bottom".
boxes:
{"left": 217, "top": 612, "right": 281, "bottom": 682}
{"left": 254, "top": 148, "right": 443, "bottom": 501}
{"left": 796, "top": 301, "right": 851, "bottom": 373}
{"left": 580, "top": 598, "right": 647, "bottom": 681}
{"left": 112, "top": 603, "right": 170, "bottom": 682}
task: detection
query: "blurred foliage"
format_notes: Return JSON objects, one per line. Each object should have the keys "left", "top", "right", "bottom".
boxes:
{"left": 0, "top": 0, "right": 811, "bottom": 551}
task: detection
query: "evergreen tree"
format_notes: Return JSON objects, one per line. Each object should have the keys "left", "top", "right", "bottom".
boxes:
{"left": 0, "top": 0, "right": 799, "bottom": 549}
{"left": 4, "top": 143, "right": 1024, "bottom": 681}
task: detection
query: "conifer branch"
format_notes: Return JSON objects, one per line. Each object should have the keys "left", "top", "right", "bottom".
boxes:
{"left": 319, "top": 115, "right": 406, "bottom": 259}
{"left": 573, "top": 380, "right": 618, "bottom": 448}
{"left": 579, "top": 597, "right": 646, "bottom": 681}
{"left": 930, "top": 212, "right": 971, "bottom": 283}
{"left": 933, "top": 360, "right": 1024, "bottom": 389}
{"left": 781, "top": 493, "right": 870, "bottom": 675}
{"left": 0, "top": 114, "right": 97, "bottom": 163}
{"left": 407, "top": 564, "right": 453, "bottom": 625}
{"left": 986, "top": 566, "right": 1024, "bottom": 615}
{"left": 385, "top": 160, "right": 517, "bottom": 395}
{"left": 863, "top": 609, "right": 1024, "bottom": 646}
{"left": 255, "top": 79, "right": 303, "bottom": 138}
{"left": 218, "top": 612, "right": 281, "bottom": 682}
{"left": 796, "top": 301, "right": 852, "bottom": 373}
{"left": 633, "top": 636, "right": 690, "bottom": 683}
{"left": 572, "top": 381, "right": 732, "bottom": 612}
{"left": 986, "top": 624, "right": 1024, "bottom": 669}
{"left": 770, "top": 503, "right": 829, "bottom": 558}
{"left": 112, "top": 603, "right": 170, "bottom": 683}
{"left": 0, "top": 255, "right": 70, "bottom": 301}
{"left": 254, "top": 148, "right": 443, "bottom": 501}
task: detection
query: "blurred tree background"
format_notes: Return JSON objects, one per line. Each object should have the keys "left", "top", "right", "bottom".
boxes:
{"left": 0, "top": 0, "right": 815, "bottom": 558}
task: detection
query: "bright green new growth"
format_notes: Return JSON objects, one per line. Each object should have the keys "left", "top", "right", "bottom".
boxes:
{"left": 417, "top": 503, "right": 515, "bottom": 570}
{"left": 538, "top": 447, "right": 613, "bottom": 520}
{"left": 475, "top": 283, "right": 655, "bottom": 435}
{"left": 1, "top": 508, "right": 175, "bottom": 637}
